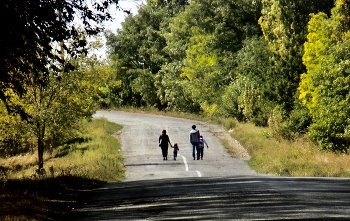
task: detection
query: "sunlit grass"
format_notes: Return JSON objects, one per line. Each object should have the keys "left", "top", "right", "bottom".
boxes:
{"left": 227, "top": 119, "right": 350, "bottom": 177}
{"left": 1, "top": 118, "right": 124, "bottom": 182}
{"left": 0, "top": 117, "right": 124, "bottom": 220}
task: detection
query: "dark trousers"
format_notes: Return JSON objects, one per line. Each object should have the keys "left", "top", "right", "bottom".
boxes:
{"left": 191, "top": 142, "right": 199, "bottom": 159}
{"left": 162, "top": 147, "right": 168, "bottom": 158}
{"left": 198, "top": 147, "right": 204, "bottom": 159}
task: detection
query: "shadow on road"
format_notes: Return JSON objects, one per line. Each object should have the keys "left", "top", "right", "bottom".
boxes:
{"left": 67, "top": 176, "right": 350, "bottom": 220}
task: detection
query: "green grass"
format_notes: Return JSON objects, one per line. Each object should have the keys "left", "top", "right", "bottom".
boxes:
{"left": 0, "top": 117, "right": 124, "bottom": 220}
{"left": 220, "top": 117, "right": 350, "bottom": 177}
{"left": 1, "top": 118, "right": 124, "bottom": 181}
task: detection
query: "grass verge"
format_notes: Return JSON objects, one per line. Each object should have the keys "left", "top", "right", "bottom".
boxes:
{"left": 229, "top": 121, "right": 350, "bottom": 177}
{"left": 0, "top": 117, "right": 124, "bottom": 220}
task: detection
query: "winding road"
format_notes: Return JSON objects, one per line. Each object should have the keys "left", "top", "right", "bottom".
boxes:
{"left": 68, "top": 111, "right": 350, "bottom": 220}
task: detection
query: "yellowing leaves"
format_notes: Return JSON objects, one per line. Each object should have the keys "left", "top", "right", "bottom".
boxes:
{"left": 299, "top": 0, "right": 350, "bottom": 150}
{"left": 182, "top": 34, "right": 217, "bottom": 80}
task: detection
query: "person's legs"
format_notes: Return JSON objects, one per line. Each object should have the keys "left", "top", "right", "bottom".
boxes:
{"left": 174, "top": 151, "right": 177, "bottom": 160}
{"left": 196, "top": 144, "right": 200, "bottom": 160}
{"left": 162, "top": 147, "right": 168, "bottom": 160}
{"left": 191, "top": 142, "right": 197, "bottom": 160}
{"left": 162, "top": 148, "right": 165, "bottom": 160}
{"left": 201, "top": 148, "right": 204, "bottom": 159}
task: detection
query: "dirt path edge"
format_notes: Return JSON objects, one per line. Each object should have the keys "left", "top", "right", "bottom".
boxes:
{"left": 196, "top": 121, "right": 251, "bottom": 161}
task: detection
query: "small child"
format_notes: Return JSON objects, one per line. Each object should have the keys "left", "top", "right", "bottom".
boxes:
{"left": 199, "top": 135, "right": 209, "bottom": 160}
{"left": 172, "top": 143, "right": 179, "bottom": 160}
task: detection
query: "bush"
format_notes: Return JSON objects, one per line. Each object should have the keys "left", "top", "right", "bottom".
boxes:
{"left": 285, "top": 103, "right": 311, "bottom": 134}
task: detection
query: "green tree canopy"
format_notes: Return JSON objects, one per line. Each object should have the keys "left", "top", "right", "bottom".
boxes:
{"left": 258, "top": 0, "right": 334, "bottom": 114}
{"left": 1, "top": 0, "right": 117, "bottom": 117}
{"left": 299, "top": 0, "right": 350, "bottom": 151}
{"left": 106, "top": 0, "right": 189, "bottom": 108}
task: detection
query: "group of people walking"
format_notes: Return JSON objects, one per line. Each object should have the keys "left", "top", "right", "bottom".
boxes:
{"left": 158, "top": 125, "right": 209, "bottom": 161}
{"left": 190, "top": 125, "right": 209, "bottom": 160}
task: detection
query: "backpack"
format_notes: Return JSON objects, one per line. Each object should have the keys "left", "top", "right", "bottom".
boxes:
{"left": 190, "top": 131, "right": 199, "bottom": 143}
{"left": 199, "top": 137, "right": 204, "bottom": 148}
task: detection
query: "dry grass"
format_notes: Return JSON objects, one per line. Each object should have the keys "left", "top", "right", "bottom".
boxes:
{"left": 1, "top": 118, "right": 124, "bottom": 181}
{"left": 0, "top": 117, "right": 124, "bottom": 220}
{"left": 229, "top": 119, "right": 350, "bottom": 177}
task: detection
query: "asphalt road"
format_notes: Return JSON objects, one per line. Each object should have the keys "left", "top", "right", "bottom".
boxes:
{"left": 67, "top": 111, "right": 350, "bottom": 220}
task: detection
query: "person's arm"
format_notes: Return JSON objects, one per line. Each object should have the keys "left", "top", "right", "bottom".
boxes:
{"left": 168, "top": 135, "right": 172, "bottom": 147}
{"left": 204, "top": 139, "right": 209, "bottom": 148}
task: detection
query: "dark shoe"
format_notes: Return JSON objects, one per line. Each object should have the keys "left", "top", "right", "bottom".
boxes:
{"left": 163, "top": 157, "right": 165, "bottom": 160}
{"left": 201, "top": 157, "right": 203, "bottom": 160}
{"left": 193, "top": 158, "right": 195, "bottom": 160}
{"left": 165, "top": 157, "right": 167, "bottom": 160}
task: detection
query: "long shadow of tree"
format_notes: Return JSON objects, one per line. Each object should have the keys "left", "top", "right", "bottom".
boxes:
{"left": 0, "top": 176, "right": 105, "bottom": 221}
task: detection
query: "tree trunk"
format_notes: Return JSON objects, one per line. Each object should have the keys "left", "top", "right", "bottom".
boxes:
{"left": 37, "top": 122, "right": 45, "bottom": 169}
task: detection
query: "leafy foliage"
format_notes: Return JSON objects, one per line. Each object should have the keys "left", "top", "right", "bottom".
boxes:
{"left": 0, "top": 53, "right": 107, "bottom": 167}
{"left": 0, "top": 0, "right": 117, "bottom": 117}
{"left": 106, "top": 0, "right": 183, "bottom": 108}
{"left": 258, "top": 0, "right": 334, "bottom": 114}
{"left": 102, "top": 0, "right": 350, "bottom": 151}
{"left": 299, "top": 0, "right": 350, "bottom": 151}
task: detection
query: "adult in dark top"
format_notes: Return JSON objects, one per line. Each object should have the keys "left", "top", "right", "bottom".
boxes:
{"left": 159, "top": 129, "right": 172, "bottom": 160}
{"left": 189, "top": 125, "right": 200, "bottom": 160}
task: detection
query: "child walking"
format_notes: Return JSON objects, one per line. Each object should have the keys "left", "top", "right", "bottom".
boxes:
{"left": 172, "top": 143, "right": 179, "bottom": 160}
{"left": 199, "top": 135, "right": 209, "bottom": 160}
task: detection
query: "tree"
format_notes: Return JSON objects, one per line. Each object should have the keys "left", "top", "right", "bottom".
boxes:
{"left": 106, "top": 0, "right": 189, "bottom": 108}
{"left": 0, "top": 102, "right": 32, "bottom": 157}
{"left": 226, "top": 36, "right": 276, "bottom": 125}
{"left": 3, "top": 54, "right": 104, "bottom": 168}
{"left": 0, "top": 0, "right": 118, "bottom": 117}
{"left": 162, "top": 0, "right": 262, "bottom": 114}
{"left": 299, "top": 0, "right": 350, "bottom": 151}
{"left": 258, "top": 0, "right": 334, "bottom": 114}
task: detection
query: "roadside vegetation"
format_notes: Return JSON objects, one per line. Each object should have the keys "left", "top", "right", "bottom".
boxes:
{"left": 1, "top": 118, "right": 124, "bottom": 181}
{"left": 0, "top": 118, "right": 124, "bottom": 221}
{"left": 228, "top": 119, "right": 350, "bottom": 177}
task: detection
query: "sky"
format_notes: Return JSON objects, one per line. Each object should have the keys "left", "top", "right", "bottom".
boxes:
{"left": 104, "top": 0, "right": 145, "bottom": 33}
{"left": 91, "top": 0, "right": 145, "bottom": 59}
